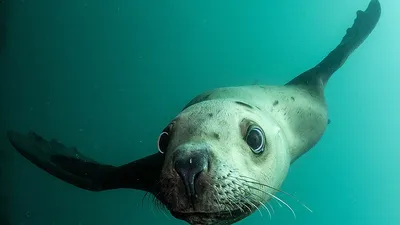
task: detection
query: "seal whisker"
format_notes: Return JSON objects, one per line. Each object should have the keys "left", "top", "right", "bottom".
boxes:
{"left": 212, "top": 191, "right": 225, "bottom": 213}
{"left": 152, "top": 191, "right": 168, "bottom": 214}
{"left": 223, "top": 192, "right": 246, "bottom": 213}
{"left": 148, "top": 193, "right": 157, "bottom": 217}
{"left": 205, "top": 180, "right": 229, "bottom": 214}
{"left": 230, "top": 198, "right": 245, "bottom": 213}
{"left": 245, "top": 184, "right": 297, "bottom": 219}
{"left": 239, "top": 199, "right": 252, "bottom": 214}
{"left": 141, "top": 192, "right": 149, "bottom": 209}
{"left": 152, "top": 192, "right": 171, "bottom": 220}
{"left": 267, "top": 201, "right": 275, "bottom": 214}
{"left": 215, "top": 180, "right": 245, "bottom": 214}
{"left": 247, "top": 192, "right": 272, "bottom": 219}
{"left": 258, "top": 200, "right": 272, "bottom": 220}
{"left": 245, "top": 196, "right": 264, "bottom": 217}
{"left": 237, "top": 194, "right": 262, "bottom": 217}
{"left": 236, "top": 175, "right": 312, "bottom": 213}
{"left": 152, "top": 193, "right": 161, "bottom": 212}
{"left": 142, "top": 191, "right": 159, "bottom": 216}
{"left": 274, "top": 199, "right": 283, "bottom": 208}
{"left": 215, "top": 192, "right": 231, "bottom": 215}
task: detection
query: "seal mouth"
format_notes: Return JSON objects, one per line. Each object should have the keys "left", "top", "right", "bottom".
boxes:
{"left": 171, "top": 210, "right": 238, "bottom": 217}
{"left": 170, "top": 208, "right": 249, "bottom": 224}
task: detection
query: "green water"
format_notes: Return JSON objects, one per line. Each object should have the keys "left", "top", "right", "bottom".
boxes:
{"left": 1, "top": 0, "right": 399, "bottom": 224}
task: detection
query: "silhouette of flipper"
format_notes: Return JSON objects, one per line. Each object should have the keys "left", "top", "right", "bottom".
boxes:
{"left": 7, "top": 131, "right": 164, "bottom": 192}
{"left": 286, "top": 0, "right": 381, "bottom": 91}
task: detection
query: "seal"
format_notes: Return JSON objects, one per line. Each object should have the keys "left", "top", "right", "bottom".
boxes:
{"left": 6, "top": 1, "right": 381, "bottom": 224}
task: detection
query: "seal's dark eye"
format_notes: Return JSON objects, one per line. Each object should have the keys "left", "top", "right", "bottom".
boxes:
{"left": 245, "top": 125, "right": 265, "bottom": 154}
{"left": 157, "top": 131, "right": 169, "bottom": 154}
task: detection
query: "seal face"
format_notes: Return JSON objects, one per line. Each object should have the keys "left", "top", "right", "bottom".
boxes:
{"left": 5, "top": 1, "right": 381, "bottom": 225}
{"left": 156, "top": 99, "right": 290, "bottom": 224}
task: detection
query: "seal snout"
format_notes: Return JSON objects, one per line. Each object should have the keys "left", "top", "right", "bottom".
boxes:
{"left": 173, "top": 149, "right": 209, "bottom": 207}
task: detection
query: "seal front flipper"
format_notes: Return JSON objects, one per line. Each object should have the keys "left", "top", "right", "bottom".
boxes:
{"left": 7, "top": 131, "right": 164, "bottom": 193}
{"left": 286, "top": 0, "right": 381, "bottom": 89}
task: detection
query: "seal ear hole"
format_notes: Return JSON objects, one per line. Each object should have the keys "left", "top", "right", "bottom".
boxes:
{"left": 157, "top": 131, "right": 170, "bottom": 154}
{"left": 245, "top": 125, "right": 265, "bottom": 154}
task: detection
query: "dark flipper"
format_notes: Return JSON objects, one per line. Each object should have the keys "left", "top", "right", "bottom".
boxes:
{"left": 7, "top": 131, "right": 164, "bottom": 193}
{"left": 286, "top": 0, "right": 381, "bottom": 90}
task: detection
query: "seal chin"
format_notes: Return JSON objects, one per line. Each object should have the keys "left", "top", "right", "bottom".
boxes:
{"left": 170, "top": 209, "right": 248, "bottom": 225}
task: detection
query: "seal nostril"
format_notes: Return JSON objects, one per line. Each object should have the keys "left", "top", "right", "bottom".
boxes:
{"left": 173, "top": 150, "right": 209, "bottom": 203}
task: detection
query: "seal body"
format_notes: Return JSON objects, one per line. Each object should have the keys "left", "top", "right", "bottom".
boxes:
{"left": 6, "top": 1, "right": 381, "bottom": 225}
{"left": 157, "top": 85, "right": 327, "bottom": 224}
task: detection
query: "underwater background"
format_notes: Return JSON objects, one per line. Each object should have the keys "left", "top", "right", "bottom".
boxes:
{"left": 0, "top": 0, "right": 399, "bottom": 224}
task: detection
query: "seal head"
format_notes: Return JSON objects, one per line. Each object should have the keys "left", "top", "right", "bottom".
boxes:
{"left": 156, "top": 99, "right": 290, "bottom": 224}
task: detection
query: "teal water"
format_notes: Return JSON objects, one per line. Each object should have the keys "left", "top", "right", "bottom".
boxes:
{"left": 0, "top": 0, "right": 399, "bottom": 225}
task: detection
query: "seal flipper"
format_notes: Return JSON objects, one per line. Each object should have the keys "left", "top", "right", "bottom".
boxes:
{"left": 286, "top": 0, "right": 381, "bottom": 90}
{"left": 7, "top": 131, "right": 164, "bottom": 193}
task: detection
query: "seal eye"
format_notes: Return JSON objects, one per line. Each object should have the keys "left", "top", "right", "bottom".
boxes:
{"left": 245, "top": 126, "right": 265, "bottom": 154}
{"left": 157, "top": 131, "right": 169, "bottom": 154}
